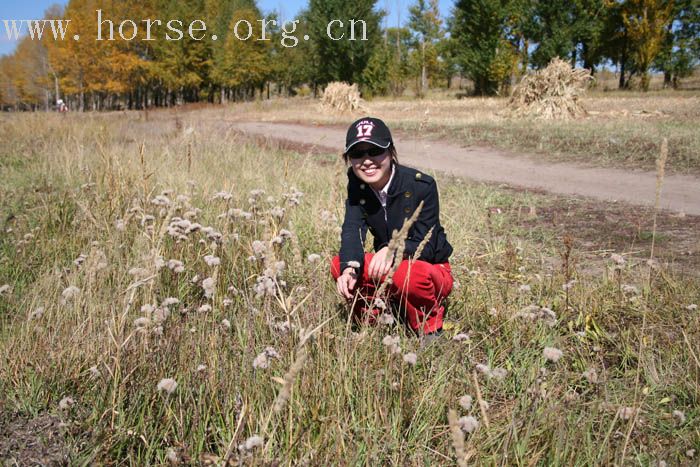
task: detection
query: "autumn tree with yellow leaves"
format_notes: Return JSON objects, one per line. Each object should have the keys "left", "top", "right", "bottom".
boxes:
{"left": 44, "top": 0, "right": 149, "bottom": 110}
{"left": 211, "top": 7, "right": 272, "bottom": 101}
{"left": 621, "top": 0, "right": 675, "bottom": 90}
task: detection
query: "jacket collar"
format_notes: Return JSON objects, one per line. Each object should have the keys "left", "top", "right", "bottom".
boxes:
{"left": 374, "top": 164, "right": 396, "bottom": 196}
{"left": 386, "top": 163, "right": 406, "bottom": 198}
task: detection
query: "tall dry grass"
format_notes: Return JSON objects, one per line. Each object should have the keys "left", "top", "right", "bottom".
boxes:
{"left": 0, "top": 112, "right": 698, "bottom": 464}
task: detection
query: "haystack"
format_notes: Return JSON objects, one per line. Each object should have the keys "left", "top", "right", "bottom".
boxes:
{"left": 507, "top": 58, "right": 593, "bottom": 120}
{"left": 321, "top": 82, "right": 362, "bottom": 112}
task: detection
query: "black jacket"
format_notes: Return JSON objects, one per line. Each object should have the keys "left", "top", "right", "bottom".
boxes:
{"left": 339, "top": 163, "right": 453, "bottom": 273}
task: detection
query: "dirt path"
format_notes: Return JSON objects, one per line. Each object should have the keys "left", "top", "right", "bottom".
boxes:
{"left": 230, "top": 121, "right": 700, "bottom": 216}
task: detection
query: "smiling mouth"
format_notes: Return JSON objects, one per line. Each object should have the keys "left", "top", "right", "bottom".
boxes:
{"left": 362, "top": 168, "right": 378, "bottom": 176}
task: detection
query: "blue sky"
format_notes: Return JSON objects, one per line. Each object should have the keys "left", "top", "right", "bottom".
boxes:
{"left": 0, "top": 0, "right": 456, "bottom": 56}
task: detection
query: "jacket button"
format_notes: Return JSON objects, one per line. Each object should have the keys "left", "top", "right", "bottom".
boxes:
{"left": 404, "top": 207, "right": 411, "bottom": 214}
{"left": 360, "top": 184, "right": 366, "bottom": 190}
{"left": 415, "top": 173, "right": 422, "bottom": 179}
{"left": 360, "top": 199, "right": 366, "bottom": 205}
{"left": 404, "top": 191, "right": 412, "bottom": 198}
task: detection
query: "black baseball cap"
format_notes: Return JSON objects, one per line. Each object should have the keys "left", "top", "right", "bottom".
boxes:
{"left": 344, "top": 117, "right": 393, "bottom": 154}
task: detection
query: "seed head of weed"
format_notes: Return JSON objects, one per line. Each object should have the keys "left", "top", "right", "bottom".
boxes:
{"left": 204, "top": 255, "right": 220, "bottom": 267}
{"left": 457, "top": 416, "right": 479, "bottom": 433}
{"left": 157, "top": 378, "right": 178, "bottom": 395}
{"left": 543, "top": 347, "right": 563, "bottom": 363}
{"left": 403, "top": 352, "right": 418, "bottom": 366}
{"left": 458, "top": 395, "right": 473, "bottom": 411}
{"left": 58, "top": 396, "right": 75, "bottom": 410}
{"left": 453, "top": 333, "right": 470, "bottom": 342}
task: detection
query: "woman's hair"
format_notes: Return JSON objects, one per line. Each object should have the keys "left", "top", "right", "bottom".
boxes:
{"left": 342, "top": 143, "right": 399, "bottom": 165}
{"left": 388, "top": 144, "right": 399, "bottom": 164}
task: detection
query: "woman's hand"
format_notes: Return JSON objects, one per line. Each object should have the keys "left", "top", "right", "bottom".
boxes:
{"left": 368, "top": 246, "right": 393, "bottom": 280}
{"left": 336, "top": 267, "right": 358, "bottom": 299}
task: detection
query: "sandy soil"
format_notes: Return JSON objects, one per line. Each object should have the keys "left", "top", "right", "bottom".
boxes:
{"left": 229, "top": 121, "right": 700, "bottom": 216}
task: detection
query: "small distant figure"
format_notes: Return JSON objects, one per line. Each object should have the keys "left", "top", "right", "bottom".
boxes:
{"left": 56, "top": 99, "right": 68, "bottom": 113}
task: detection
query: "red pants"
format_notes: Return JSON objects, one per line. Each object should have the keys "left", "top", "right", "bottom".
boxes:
{"left": 331, "top": 253, "right": 453, "bottom": 334}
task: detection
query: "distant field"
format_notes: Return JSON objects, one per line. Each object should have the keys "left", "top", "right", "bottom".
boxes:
{"left": 220, "top": 91, "right": 700, "bottom": 174}
{"left": 0, "top": 112, "right": 698, "bottom": 464}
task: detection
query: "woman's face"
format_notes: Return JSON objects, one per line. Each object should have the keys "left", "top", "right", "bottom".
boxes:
{"left": 348, "top": 142, "right": 392, "bottom": 189}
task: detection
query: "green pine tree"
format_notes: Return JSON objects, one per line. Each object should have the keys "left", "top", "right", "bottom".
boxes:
{"left": 450, "top": 0, "right": 518, "bottom": 95}
{"left": 272, "top": 11, "right": 317, "bottom": 96}
{"left": 146, "top": 0, "right": 213, "bottom": 103}
{"left": 385, "top": 26, "right": 413, "bottom": 96}
{"left": 306, "top": 0, "right": 384, "bottom": 86}
{"left": 360, "top": 40, "right": 392, "bottom": 98}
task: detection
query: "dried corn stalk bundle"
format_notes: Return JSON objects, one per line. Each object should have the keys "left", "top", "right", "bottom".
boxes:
{"left": 320, "top": 81, "right": 362, "bottom": 112}
{"left": 507, "top": 58, "right": 593, "bottom": 120}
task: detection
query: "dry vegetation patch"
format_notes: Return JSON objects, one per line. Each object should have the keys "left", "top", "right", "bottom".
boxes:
{"left": 1, "top": 113, "right": 698, "bottom": 465}
{"left": 507, "top": 57, "right": 594, "bottom": 120}
{"left": 503, "top": 193, "right": 700, "bottom": 275}
{"left": 320, "top": 81, "right": 363, "bottom": 112}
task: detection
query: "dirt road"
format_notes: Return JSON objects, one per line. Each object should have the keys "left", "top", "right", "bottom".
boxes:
{"left": 231, "top": 121, "right": 700, "bottom": 216}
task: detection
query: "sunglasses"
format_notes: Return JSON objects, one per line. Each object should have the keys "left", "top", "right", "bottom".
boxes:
{"left": 347, "top": 146, "right": 387, "bottom": 160}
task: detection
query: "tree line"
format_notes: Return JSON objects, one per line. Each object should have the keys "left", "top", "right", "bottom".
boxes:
{"left": 1, "top": 0, "right": 698, "bottom": 111}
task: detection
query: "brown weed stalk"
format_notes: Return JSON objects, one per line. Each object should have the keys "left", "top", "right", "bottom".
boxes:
{"left": 373, "top": 201, "right": 425, "bottom": 304}
{"left": 447, "top": 409, "right": 468, "bottom": 467}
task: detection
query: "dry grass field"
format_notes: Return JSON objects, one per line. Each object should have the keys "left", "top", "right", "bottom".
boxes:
{"left": 0, "top": 102, "right": 699, "bottom": 465}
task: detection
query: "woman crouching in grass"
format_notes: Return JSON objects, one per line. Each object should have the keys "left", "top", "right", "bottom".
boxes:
{"left": 330, "top": 117, "right": 454, "bottom": 342}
